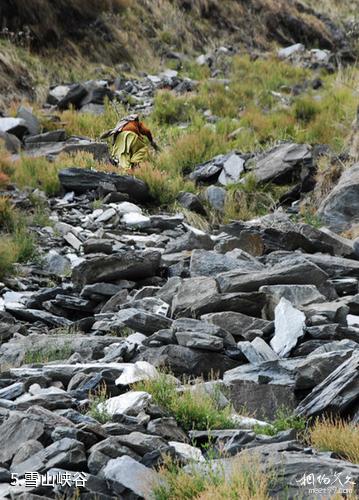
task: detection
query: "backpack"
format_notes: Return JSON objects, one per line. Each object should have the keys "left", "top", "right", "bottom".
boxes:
{"left": 100, "top": 114, "right": 139, "bottom": 141}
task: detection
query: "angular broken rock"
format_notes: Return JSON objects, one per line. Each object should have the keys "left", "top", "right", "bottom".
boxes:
{"left": 223, "top": 360, "right": 300, "bottom": 419}
{"left": 218, "top": 153, "right": 245, "bottom": 186}
{"left": 190, "top": 249, "right": 260, "bottom": 277}
{"left": 250, "top": 142, "right": 312, "bottom": 184}
{"left": 171, "top": 277, "right": 218, "bottom": 317}
{"left": 260, "top": 284, "right": 325, "bottom": 319}
{"left": 72, "top": 250, "right": 161, "bottom": 286}
{"left": 95, "top": 308, "right": 172, "bottom": 335}
{"left": 270, "top": 298, "right": 305, "bottom": 357}
{"left": 294, "top": 349, "right": 354, "bottom": 390}
{"left": 318, "top": 162, "right": 359, "bottom": 232}
{"left": 5, "top": 306, "right": 71, "bottom": 328}
{"left": 201, "top": 311, "right": 273, "bottom": 340}
{"left": 175, "top": 331, "right": 224, "bottom": 351}
{"left": 99, "top": 391, "right": 151, "bottom": 417}
{"left": 169, "top": 441, "right": 204, "bottom": 463}
{"left": 192, "top": 292, "right": 267, "bottom": 318}
{"left": 101, "top": 455, "right": 158, "bottom": 498}
{"left": 295, "top": 352, "right": 359, "bottom": 418}
{"left": 217, "top": 260, "right": 329, "bottom": 294}
{"left": 135, "top": 344, "right": 239, "bottom": 377}
{"left": 59, "top": 168, "right": 151, "bottom": 202}
{"left": 0, "top": 413, "right": 45, "bottom": 463}
{"left": 238, "top": 338, "right": 278, "bottom": 364}
{"left": 115, "top": 361, "right": 158, "bottom": 386}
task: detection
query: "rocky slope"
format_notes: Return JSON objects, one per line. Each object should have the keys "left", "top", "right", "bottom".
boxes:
{"left": 0, "top": 1, "right": 359, "bottom": 499}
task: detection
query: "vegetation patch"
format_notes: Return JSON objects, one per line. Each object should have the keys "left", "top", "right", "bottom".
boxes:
{"left": 23, "top": 343, "right": 73, "bottom": 364}
{"left": 309, "top": 417, "right": 359, "bottom": 464}
{"left": 253, "top": 407, "right": 306, "bottom": 437}
{"left": 0, "top": 194, "right": 37, "bottom": 278}
{"left": 152, "top": 452, "right": 273, "bottom": 500}
{"left": 134, "top": 372, "right": 236, "bottom": 432}
{"left": 86, "top": 382, "right": 112, "bottom": 424}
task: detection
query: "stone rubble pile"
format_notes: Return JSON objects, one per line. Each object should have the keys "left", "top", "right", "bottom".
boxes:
{"left": 0, "top": 166, "right": 358, "bottom": 498}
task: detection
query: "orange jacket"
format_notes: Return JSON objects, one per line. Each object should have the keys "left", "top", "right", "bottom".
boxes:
{"left": 122, "top": 121, "right": 154, "bottom": 143}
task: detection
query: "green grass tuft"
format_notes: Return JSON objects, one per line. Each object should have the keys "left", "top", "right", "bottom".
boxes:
{"left": 134, "top": 372, "right": 236, "bottom": 432}
{"left": 253, "top": 407, "right": 306, "bottom": 437}
{"left": 23, "top": 343, "right": 73, "bottom": 364}
{"left": 86, "top": 382, "right": 112, "bottom": 424}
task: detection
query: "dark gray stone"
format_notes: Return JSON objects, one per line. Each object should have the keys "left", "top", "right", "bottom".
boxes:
{"left": 165, "top": 231, "right": 214, "bottom": 254}
{"left": 251, "top": 142, "right": 312, "bottom": 184}
{"left": 25, "top": 129, "right": 66, "bottom": 144}
{"left": 99, "top": 308, "right": 172, "bottom": 335}
{"left": 319, "top": 162, "right": 359, "bottom": 232}
{"left": 59, "top": 168, "right": 151, "bottom": 202}
{"left": 11, "top": 437, "right": 87, "bottom": 476}
{"left": 147, "top": 417, "right": 187, "bottom": 442}
{"left": 205, "top": 185, "right": 226, "bottom": 211}
{"left": 0, "top": 412, "right": 45, "bottom": 463}
{"left": 190, "top": 249, "right": 260, "bottom": 277}
{"left": 201, "top": 311, "right": 273, "bottom": 340}
{"left": 12, "top": 439, "right": 44, "bottom": 465}
{"left": 101, "top": 455, "right": 158, "bottom": 498}
{"left": 72, "top": 249, "right": 161, "bottom": 286}
{"left": 0, "top": 382, "right": 25, "bottom": 400}
{"left": 294, "top": 349, "right": 354, "bottom": 389}
{"left": 217, "top": 259, "right": 329, "bottom": 294}
{"left": 135, "top": 344, "right": 239, "bottom": 377}
{"left": 172, "top": 277, "right": 218, "bottom": 317}
{"left": 177, "top": 192, "right": 206, "bottom": 215}
{"left": 296, "top": 352, "right": 359, "bottom": 417}
{"left": 88, "top": 437, "right": 141, "bottom": 474}
{"left": 16, "top": 106, "right": 40, "bottom": 136}
{"left": 191, "top": 292, "right": 267, "bottom": 318}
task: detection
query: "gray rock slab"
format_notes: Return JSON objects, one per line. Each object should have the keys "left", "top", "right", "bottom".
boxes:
{"left": 72, "top": 250, "right": 161, "bottom": 286}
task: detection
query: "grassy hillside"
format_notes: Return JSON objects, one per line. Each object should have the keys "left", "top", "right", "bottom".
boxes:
{"left": 0, "top": 0, "right": 355, "bottom": 107}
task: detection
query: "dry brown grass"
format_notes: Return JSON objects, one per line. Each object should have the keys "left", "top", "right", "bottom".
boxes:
{"left": 152, "top": 452, "right": 272, "bottom": 500}
{"left": 309, "top": 417, "right": 359, "bottom": 464}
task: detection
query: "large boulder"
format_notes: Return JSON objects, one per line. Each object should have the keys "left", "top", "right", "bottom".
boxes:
{"left": 217, "top": 259, "right": 329, "bottom": 294}
{"left": 295, "top": 351, "right": 359, "bottom": 418}
{"left": 101, "top": 455, "right": 158, "bottom": 498}
{"left": 250, "top": 142, "right": 312, "bottom": 184}
{"left": 319, "top": 163, "right": 359, "bottom": 232}
{"left": 171, "top": 277, "right": 218, "bottom": 317}
{"left": 23, "top": 138, "right": 109, "bottom": 160}
{"left": 190, "top": 249, "right": 261, "bottom": 277}
{"left": 59, "top": 168, "right": 151, "bottom": 202}
{"left": 224, "top": 360, "right": 299, "bottom": 419}
{"left": 93, "top": 308, "right": 172, "bottom": 336}
{"left": 201, "top": 311, "right": 273, "bottom": 341}
{"left": 72, "top": 250, "right": 161, "bottom": 287}
{"left": 0, "top": 413, "right": 45, "bottom": 463}
{"left": 135, "top": 344, "right": 239, "bottom": 377}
